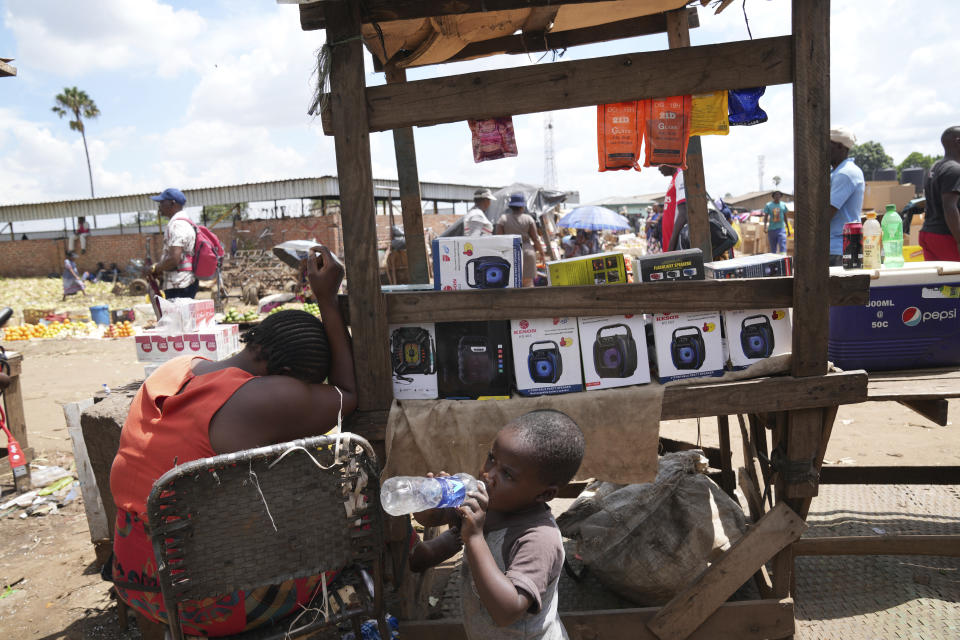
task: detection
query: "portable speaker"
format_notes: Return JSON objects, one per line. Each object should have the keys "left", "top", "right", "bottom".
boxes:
{"left": 457, "top": 335, "right": 496, "bottom": 385}
{"left": 740, "top": 315, "right": 775, "bottom": 359}
{"left": 670, "top": 326, "right": 706, "bottom": 370}
{"left": 390, "top": 327, "right": 435, "bottom": 383}
{"left": 528, "top": 340, "right": 563, "bottom": 384}
{"left": 593, "top": 323, "right": 638, "bottom": 378}
{"left": 466, "top": 256, "right": 511, "bottom": 289}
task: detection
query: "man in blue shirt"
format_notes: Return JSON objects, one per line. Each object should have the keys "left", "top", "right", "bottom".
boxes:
{"left": 828, "top": 126, "right": 865, "bottom": 266}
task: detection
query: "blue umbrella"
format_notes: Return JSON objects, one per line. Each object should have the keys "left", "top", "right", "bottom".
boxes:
{"left": 557, "top": 205, "right": 631, "bottom": 231}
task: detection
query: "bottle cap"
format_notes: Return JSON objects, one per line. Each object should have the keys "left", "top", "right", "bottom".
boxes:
{"left": 866, "top": 211, "right": 876, "bottom": 218}
{"left": 885, "top": 204, "right": 897, "bottom": 211}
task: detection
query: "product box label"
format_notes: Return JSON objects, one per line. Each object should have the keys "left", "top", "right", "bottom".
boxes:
{"left": 547, "top": 252, "right": 627, "bottom": 286}
{"left": 705, "top": 253, "right": 793, "bottom": 279}
{"left": 650, "top": 311, "right": 725, "bottom": 382}
{"left": 578, "top": 314, "right": 651, "bottom": 389}
{"left": 633, "top": 249, "right": 704, "bottom": 283}
{"left": 432, "top": 236, "right": 522, "bottom": 291}
{"left": 388, "top": 323, "right": 439, "bottom": 400}
{"left": 510, "top": 317, "right": 584, "bottom": 396}
{"left": 722, "top": 308, "right": 792, "bottom": 369}
{"left": 436, "top": 321, "right": 512, "bottom": 399}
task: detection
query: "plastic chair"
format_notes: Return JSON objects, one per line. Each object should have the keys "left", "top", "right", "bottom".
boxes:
{"left": 146, "top": 433, "right": 390, "bottom": 640}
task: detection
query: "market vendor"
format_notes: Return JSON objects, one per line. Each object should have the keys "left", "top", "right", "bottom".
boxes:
{"left": 464, "top": 188, "right": 495, "bottom": 236}
{"left": 108, "top": 247, "right": 356, "bottom": 636}
{"left": 659, "top": 165, "right": 686, "bottom": 251}
{"left": 148, "top": 187, "right": 198, "bottom": 299}
{"left": 495, "top": 193, "right": 545, "bottom": 287}
{"left": 828, "top": 126, "right": 865, "bottom": 266}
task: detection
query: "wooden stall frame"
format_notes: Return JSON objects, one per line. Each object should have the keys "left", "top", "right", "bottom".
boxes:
{"left": 309, "top": 1, "right": 854, "bottom": 638}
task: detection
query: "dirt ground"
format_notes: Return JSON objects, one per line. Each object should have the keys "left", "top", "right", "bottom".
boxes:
{"left": 0, "top": 337, "right": 956, "bottom": 639}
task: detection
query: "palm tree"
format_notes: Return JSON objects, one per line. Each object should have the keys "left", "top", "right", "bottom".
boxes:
{"left": 772, "top": 175, "right": 782, "bottom": 188}
{"left": 52, "top": 87, "right": 100, "bottom": 197}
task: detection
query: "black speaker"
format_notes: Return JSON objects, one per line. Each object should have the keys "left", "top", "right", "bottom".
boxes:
{"left": 390, "top": 327, "right": 435, "bottom": 383}
{"left": 670, "top": 326, "right": 706, "bottom": 370}
{"left": 592, "top": 323, "right": 638, "bottom": 378}
{"left": 528, "top": 340, "right": 563, "bottom": 384}
{"left": 465, "top": 256, "right": 511, "bottom": 289}
{"left": 457, "top": 336, "right": 496, "bottom": 385}
{"left": 740, "top": 315, "right": 775, "bottom": 359}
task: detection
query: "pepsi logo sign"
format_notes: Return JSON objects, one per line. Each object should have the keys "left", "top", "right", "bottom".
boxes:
{"left": 902, "top": 306, "right": 957, "bottom": 326}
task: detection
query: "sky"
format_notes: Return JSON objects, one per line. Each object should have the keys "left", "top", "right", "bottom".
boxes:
{"left": 1, "top": 0, "right": 957, "bottom": 215}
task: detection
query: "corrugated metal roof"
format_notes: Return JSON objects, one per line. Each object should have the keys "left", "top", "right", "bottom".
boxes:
{"left": 725, "top": 189, "right": 793, "bottom": 205}
{"left": 0, "top": 176, "right": 494, "bottom": 223}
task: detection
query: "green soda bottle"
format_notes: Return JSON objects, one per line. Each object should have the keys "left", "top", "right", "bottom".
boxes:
{"left": 881, "top": 204, "right": 904, "bottom": 268}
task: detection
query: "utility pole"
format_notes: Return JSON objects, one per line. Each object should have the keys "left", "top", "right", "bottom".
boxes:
{"left": 544, "top": 113, "right": 558, "bottom": 189}
{"left": 758, "top": 155, "right": 765, "bottom": 191}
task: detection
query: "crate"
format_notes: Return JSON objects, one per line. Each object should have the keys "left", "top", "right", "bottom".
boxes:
{"left": 23, "top": 308, "right": 55, "bottom": 325}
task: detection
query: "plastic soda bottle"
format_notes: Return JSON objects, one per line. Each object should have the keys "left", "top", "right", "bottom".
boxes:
{"left": 881, "top": 204, "right": 904, "bottom": 268}
{"left": 862, "top": 211, "right": 882, "bottom": 269}
{"left": 380, "top": 473, "right": 482, "bottom": 516}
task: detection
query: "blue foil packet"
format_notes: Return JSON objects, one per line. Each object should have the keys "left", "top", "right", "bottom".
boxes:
{"left": 728, "top": 88, "right": 768, "bottom": 126}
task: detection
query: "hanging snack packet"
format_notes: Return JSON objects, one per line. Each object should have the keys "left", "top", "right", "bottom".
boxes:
{"left": 597, "top": 102, "right": 644, "bottom": 172}
{"left": 689, "top": 91, "right": 729, "bottom": 136}
{"left": 728, "top": 88, "right": 768, "bottom": 126}
{"left": 468, "top": 117, "right": 519, "bottom": 163}
{"left": 643, "top": 95, "right": 692, "bottom": 168}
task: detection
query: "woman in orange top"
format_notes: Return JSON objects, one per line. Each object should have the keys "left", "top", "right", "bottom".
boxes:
{"left": 109, "top": 247, "right": 356, "bottom": 636}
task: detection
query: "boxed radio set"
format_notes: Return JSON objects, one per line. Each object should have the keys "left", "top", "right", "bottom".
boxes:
{"left": 546, "top": 252, "right": 628, "bottom": 286}
{"left": 649, "top": 311, "right": 725, "bottom": 382}
{"left": 578, "top": 314, "right": 651, "bottom": 390}
{"left": 705, "top": 253, "right": 793, "bottom": 279}
{"left": 432, "top": 236, "right": 522, "bottom": 290}
{"left": 510, "top": 317, "right": 584, "bottom": 396}
{"left": 633, "top": 249, "right": 704, "bottom": 283}
{"left": 722, "top": 309, "right": 792, "bottom": 369}
{"left": 435, "top": 321, "right": 512, "bottom": 399}
{"left": 388, "top": 323, "right": 438, "bottom": 399}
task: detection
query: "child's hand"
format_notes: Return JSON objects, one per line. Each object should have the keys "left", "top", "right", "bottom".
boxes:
{"left": 458, "top": 483, "right": 489, "bottom": 541}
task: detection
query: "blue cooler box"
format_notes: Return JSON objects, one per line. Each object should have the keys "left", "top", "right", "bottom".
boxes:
{"left": 829, "top": 262, "right": 960, "bottom": 371}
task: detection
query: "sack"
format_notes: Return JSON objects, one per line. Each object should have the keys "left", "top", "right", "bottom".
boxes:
{"left": 679, "top": 209, "right": 739, "bottom": 259}
{"left": 183, "top": 220, "right": 225, "bottom": 280}
{"left": 643, "top": 95, "right": 692, "bottom": 168}
{"left": 689, "top": 91, "right": 729, "bottom": 136}
{"left": 728, "top": 87, "right": 768, "bottom": 126}
{"left": 468, "top": 117, "right": 518, "bottom": 163}
{"left": 556, "top": 450, "right": 746, "bottom": 605}
{"left": 597, "top": 102, "right": 644, "bottom": 172}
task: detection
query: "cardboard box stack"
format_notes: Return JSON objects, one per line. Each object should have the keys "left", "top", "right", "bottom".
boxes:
{"left": 135, "top": 299, "right": 239, "bottom": 363}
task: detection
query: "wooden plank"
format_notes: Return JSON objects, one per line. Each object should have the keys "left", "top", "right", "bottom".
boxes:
{"left": 665, "top": 9, "right": 711, "bottom": 260}
{"left": 793, "top": 535, "right": 960, "bottom": 558}
{"left": 647, "top": 503, "right": 806, "bottom": 640}
{"left": 326, "top": 0, "right": 394, "bottom": 411}
{"left": 299, "top": 0, "right": 656, "bottom": 30}
{"left": 4, "top": 352, "right": 22, "bottom": 377}
{"left": 897, "top": 398, "right": 949, "bottom": 426}
{"left": 384, "top": 273, "right": 869, "bottom": 323}
{"left": 63, "top": 399, "right": 110, "bottom": 543}
{"left": 404, "top": 598, "right": 795, "bottom": 640}
{"left": 784, "top": 408, "right": 822, "bottom": 499}
{"left": 384, "top": 65, "right": 430, "bottom": 285}
{"left": 0, "top": 59, "right": 15, "bottom": 77}
{"left": 867, "top": 367, "right": 960, "bottom": 401}
{"left": 819, "top": 465, "right": 960, "bottom": 485}
{"left": 716, "top": 415, "right": 735, "bottom": 497}
{"left": 3, "top": 357, "right": 29, "bottom": 460}
{"left": 334, "top": 36, "right": 793, "bottom": 133}
{"left": 789, "top": 0, "right": 831, "bottom": 377}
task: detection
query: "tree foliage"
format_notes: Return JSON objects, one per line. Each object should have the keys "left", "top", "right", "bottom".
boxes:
{"left": 849, "top": 141, "right": 893, "bottom": 180}
{"left": 897, "top": 151, "right": 942, "bottom": 175}
{"left": 52, "top": 87, "right": 100, "bottom": 197}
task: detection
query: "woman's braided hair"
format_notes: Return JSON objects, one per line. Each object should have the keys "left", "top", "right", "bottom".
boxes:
{"left": 240, "top": 309, "right": 331, "bottom": 383}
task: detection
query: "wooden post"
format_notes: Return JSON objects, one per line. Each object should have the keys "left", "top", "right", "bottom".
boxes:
{"left": 385, "top": 65, "right": 430, "bottom": 284}
{"left": 665, "top": 8, "right": 711, "bottom": 259}
{"left": 326, "top": 0, "right": 393, "bottom": 411}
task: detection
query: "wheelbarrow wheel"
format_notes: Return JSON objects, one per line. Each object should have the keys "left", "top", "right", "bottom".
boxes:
{"left": 128, "top": 279, "right": 150, "bottom": 296}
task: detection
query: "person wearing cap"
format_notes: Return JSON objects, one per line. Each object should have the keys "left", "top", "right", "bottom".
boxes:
{"left": 464, "top": 188, "right": 495, "bottom": 237}
{"left": 828, "top": 127, "right": 865, "bottom": 266}
{"left": 149, "top": 188, "right": 198, "bottom": 299}
{"left": 495, "top": 193, "right": 544, "bottom": 287}
{"left": 762, "top": 190, "right": 792, "bottom": 254}
{"left": 920, "top": 126, "right": 960, "bottom": 261}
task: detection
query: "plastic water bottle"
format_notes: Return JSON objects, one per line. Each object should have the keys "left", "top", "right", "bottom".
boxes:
{"left": 881, "top": 204, "right": 904, "bottom": 268}
{"left": 861, "top": 211, "right": 882, "bottom": 270}
{"left": 101, "top": 383, "right": 111, "bottom": 396}
{"left": 380, "top": 473, "right": 482, "bottom": 516}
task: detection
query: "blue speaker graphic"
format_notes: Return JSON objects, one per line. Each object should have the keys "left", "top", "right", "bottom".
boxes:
{"left": 740, "top": 315, "right": 775, "bottom": 359}
{"left": 593, "top": 323, "right": 638, "bottom": 378}
{"left": 670, "top": 326, "right": 706, "bottom": 370}
{"left": 465, "top": 256, "right": 511, "bottom": 289}
{"left": 528, "top": 340, "right": 563, "bottom": 384}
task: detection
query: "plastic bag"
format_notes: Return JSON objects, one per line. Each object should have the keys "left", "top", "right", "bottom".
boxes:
{"left": 728, "top": 87, "right": 768, "bottom": 126}
{"left": 643, "top": 95, "right": 692, "bottom": 168}
{"left": 557, "top": 450, "right": 746, "bottom": 605}
{"left": 689, "top": 91, "right": 729, "bottom": 136}
{"left": 468, "top": 117, "right": 518, "bottom": 163}
{"left": 597, "top": 102, "right": 644, "bottom": 172}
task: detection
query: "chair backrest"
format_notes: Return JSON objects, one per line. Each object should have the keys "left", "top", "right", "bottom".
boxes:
{"left": 146, "top": 433, "right": 382, "bottom": 629}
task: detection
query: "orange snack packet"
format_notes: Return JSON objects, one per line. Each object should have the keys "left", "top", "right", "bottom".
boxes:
{"left": 643, "top": 95, "right": 692, "bottom": 168}
{"left": 597, "top": 102, "right": 644, "bottom": 172}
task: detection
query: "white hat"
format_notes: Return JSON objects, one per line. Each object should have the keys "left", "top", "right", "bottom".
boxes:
{"left": 474, "top": 188, "right": 494, "bottom": 200}
{"left": 830, "top": 126, "right": 857, "bottom": 149}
